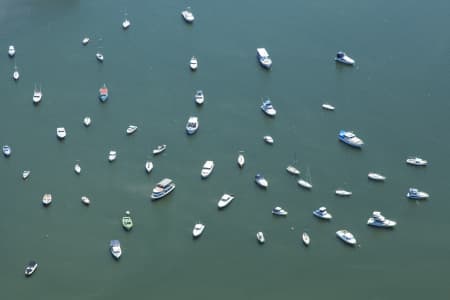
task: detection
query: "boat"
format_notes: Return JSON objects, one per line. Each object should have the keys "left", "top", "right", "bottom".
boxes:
{"left": 74, "top": 162, "right": 81, "bottom": 174}
{"left": 126, "top": 125, "right": 138, "bottom": 135}
{"left": 335, "top": 189, "right": 352, "bottom": 196}
{"left": 297, "top": 179, "right": 312, "bottom": 189}
{"left": 122, "top": 14, "right": 131, "bottom": 29}
{"left": 406, "top": 188, "right": 429, "bottom": 200}
{"left": 256, "top": 48, "right": 272, "bottom": 69}
{"left": 406, "top": 156, "right": 428, "bottom": 166}
{"left": 153, "top": 144, "right": 167, "bottom": 155}
{"left": 99, "top": 84, "right": 108, "bottom": 102}
{"left": 201, "top": 160, "right": 215, "bottom": 178}
{"left": 263, "top": 136, "right": 274, "bottom": 144}
{"left": 313, "top": 206, "right": 332, "bottom": 220}
{"left": 83, "top": 117, "right": 91, "bottom": 127}
{"left": 260, "top": 99, "right": 277, "bottom": 116}
{"left": 272, "top": 206, "right": 288, "bottom": 216}
{"left": 286, "top": 165, "right": 300, "bottom": 175}
{"left": 145, "top": 161, "right": 154, "bottom": 173}
{"left": 110, "top": 240, "right": 122, "bottom": 259}
{"left": 122, "top": 211, "right": 133, "bottom": 231}
{"left": 338, "top": 130, "right": 364, "bottom": 148}
{"left": 56, "top": 127, "right": 66, "bottom": 139}
{"left": 2, "top": 145, "right": 11, "bottom": 157}
{"left": 256, "top": 232, "right": 265, "bottom": 244}
{"left": 237, "top": 151, "right": 245, "bottom": 168}
{"left": 336, "top": 230, "right": 357, "bottom": 245}
{"left": 151, "top": 178, "right": 176, "bottom": 200}
{"left": 322, "top": 103, "right": 335, "bottom": 111}
{"left": 13, "top": 65, "right": 19, "bottom": 80}
{"left": 368, "top": 172, "right": 386, "bottom": 181}
{"left": 302, "top": 232, "right": 310, "bottom": 246}
{"left": 194, "top": 90, "right": 204, "bottom": 105}
{"left": 185, "top": 116, "right": 199, "bottom": 135}
{"left": 192, "top": 223, "right": 205, "bottom": 238}
{"left": 22, "top": 170, "right": 31, "bottom": 180}
{"left": 189, "top": 56, "right": 198, "bottom": 70}
{"left": 24, "top": 261, "right": 38, "bottom": 277}
{"left": 335, "top": 51, "right": 355, "bottom": 65}
{"left": 82, "top": 37, "right": 90, "bottom": 45}
{"left": 42, "top": 193, "right": 52, "bottom": 206}
{"left": 81, "top": 196, "right": 90, "bottom": 205}
{"left": 108, "top": 150, "right": 117, "bottom": 162}
{"left": 33, "top": 85, "right": 42, "bottom": 104}
{"left": 96, "top": 52, "right": 104, "bottom": 62}
{"left": 255, "top": 173, "right": 269, "bottom": 188}
{"left": 8, "top": 45, "right": 15, "bottom": 57}
{"left": 181, "top": 7, "right": 195, "bottom": 23}
{"left": 367, "top": 211, "right": 396, "bottom": 228}
{"left": 217, "top": 193, "right": 235, "bottom": 209}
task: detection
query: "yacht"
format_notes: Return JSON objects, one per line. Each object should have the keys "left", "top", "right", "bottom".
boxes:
{"left": 313, "top": 206, "right": 332, "bottom": 220}
{"left": 24, "top": 261, "right": 38, "bottom": 276}
{"left": 126, "top": 125, "right": 138, "bottom": 135}
{"left": 122, "top": 15, "right": 131, "bottom": 29}
{"left": 22, "top": 170, "right": 31, "bottom": 180}
{"left": 406, "top": 156, "right": 427, "bottom": 166}
{"left": 189, "top": 56, "right": 198, "bottom": 70}
{"left": 286, "top": 165, "right": 300, "bottom": 175}
{"left": 322, "top": 103, "right": 335, "bottom": 111}
{"left": 151, "top": 178, "right": 176, "bottom": 200}
{"left": 194, "top": 90, "right": 204, "bottom": 104}
{"left": 255, "top": 174, "right": 269, "bottom": 188}
{"left": 96, "top": 52, "right": 104, "bottom": 62}
{"left": 153, "top": 144, "right": 167, "bottom": 155}
{"left": 13, "top": 65, "right": 19, "bottom": 80}
{"left": 42, "top": 193, "right": 52, "bottom": 206}
{"left": 181, "top": 7, "right": 195, "bottom": 23}
{"left": 298, "top": 179, "right": 312, "bottom": 189}
{"left": 338, "top": 130, "right": 364, "bottom": 148}
{"left": 8, "top": 45, "right": 15, "bottom": 57}
{"left": 368, "top": 172, "right": 386, "bottom": 181}
{"left": 336, "top": 229, "right": 357, "bottom": 245}
{"left": 56, "top": 127, "right": 66, "bottom": 139}
{"left": 82, "top": 37, "right": 90, "bottom": 45}
{"left": 302, "top": 232, "right": 310, "bottom": 246}
{"left": 406, "top": 188, "right": 429, "bottom": 200}
{"left": 99, "top": 84, "right": 108, "bottom": 102}
{"left": 237, "top": 151, "right": 245, "bottom": 168}
{"left": 335, "top": 189, "right": 352, "bottom": 196}
{"left": 74, "top": 163, "right": 81, "bottom": 174}
{"left": 272, "top": 206, "right": 288, "bottom": 216}
{"left": 186, "top": 116, "right": 199, "bottom": 135}
{"left": 145, "top": 161, "right": 154, "bottom": 173}
{"left": 335, "top": 51, "right": 355, "bottom": 65}
{"left": 33, "top": 86, "right": 42, "bottom": 104}
{"left": 217, "top": 193, "right": 235, "bottom": 209}
{"left": 261, "top": 99, "right": 277, "bottom": 116}
{"left": 2, "top": 145, "right": 11, "bottom": 157}
{"left": 108, "top": 150, "right": 117, "bottom": 162}
{"left": 367, "top": 211, "right": 396, "bottom": 228}
{"left": 122, "top": 211, "right": 133, "bottom": 231}
{"left": 81, "top": 196, "right": 90, "bottom": 205}
{"left": 201, "top": 160, "right": 215, "bottom": 178}
{"left": 263, "top": 135, "right": 274, "bottom": 144}
{"left": 256, "top": 48, "right": 272, "bottom": 69}
{"left": 256, "top": 232, "right": 265, "bottom": 244}
{"left": 110, "top": 240, "right": 122, "bottom": 259}
{"left": 192, "top": 223, "right": 205, "bottom": 238}
{"left": 83, "top": 116, "right": 91, "bottom": 127}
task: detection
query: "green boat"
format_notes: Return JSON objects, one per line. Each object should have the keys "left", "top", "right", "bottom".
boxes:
{"left": 122, "top": 211, "right": 133, "bottom": 231}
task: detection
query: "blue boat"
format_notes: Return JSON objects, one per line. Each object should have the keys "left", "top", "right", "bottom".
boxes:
{"left": 2, "top": 145, "right": 11, "bottom": 157}
{"left": 338, "top": 130, "right": 364, "bottom": 148}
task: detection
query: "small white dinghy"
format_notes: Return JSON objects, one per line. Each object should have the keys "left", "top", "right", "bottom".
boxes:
{"left": 302, "top": 232, "right": 310, "bottom": 246}
{"left": 81, "top": 196, "right": 90, "bottom": 205}
{"left": 13, "top": 65, "right": 20, "bottom": 80}
{"left": 263, "top": 136, "right": 274, "bottom": 144}
{"left": 192, "top": 223, "right": 205, "bottom": 238}
{"left": 237, "top": 151, "right": 245, "bottom": 168}
{"left": 108, "top": 150, "right": 117, "bottom": 162}
{"left": 189, "top": 56, "right": 198, "bottom": 70}
{"left": 82, "top": 37, "right": 90, "bottom": 45}
{"left": 335, "top": 189, "right": 352, "bottom": 196}
{"left": 368, "top": 172, "right": 386, "bottom": 181}
{"left": 22, "top": 170, "right": 31, "bottom": 180}
{"left": 145, "top": 161, "right": 154, "bottom": 173}
{"left": 126, "top": 125, "right": 138, "bottom": 135}
{"left": 56, "top": 127, "right": 67, "bottom": 139}
{"left": 322, "top": 103, "right": 335, "bottom": 111}
{"left": 42, "top": 193, "right": 52, "bottom": 206}
{"left": 122, "top": 14, "right": 131, "bottom": 29}
{"left": 96, "top": 52, "right": 104, "bottom": 62}
{"left": 83, "top": 117, "right": 91, "bottom": 127}
{"left": 256, "top": 232, "right": 265, "bottom": 244}
{"left": 74, "top": 163, "right": 81, "bottom": 174}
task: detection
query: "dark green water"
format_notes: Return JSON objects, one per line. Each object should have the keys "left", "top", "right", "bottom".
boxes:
{"left": 1, "top": 0, "right": 449, "bottom": 299}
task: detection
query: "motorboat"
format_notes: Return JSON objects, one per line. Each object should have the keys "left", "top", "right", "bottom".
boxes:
{"left": 8, "top": 45, "right": 15, "bottom": 57}
{"left": 82, "top": 37, "right": 90, "bottom": 45}
{"left": 367, "top": 211, "right": 396, "bottom": 228}
{"left": 122, "top": 211, "right": 133, "bottom": 231}
{"left": 313, "top": 206, "right": 332, "bottom": 220}
{"left": 96, "top": 52, "right": 104, "bottom": 62}
{"left": 192, "top": 223, "right": 205, "bottom": 238}
{"left": 2, "top": 145, "right": 11, "bottom": 157}
{"left": 263, "top": 135, "right": 274, "bottom": 144}
{"left": 256, "top": 48, "right": 272, "bottom": 69}
{"left": 181, "top": 7, "right": 195, "bottom": 23}
{"left": 145, "top": 161, "right": 154, "bottom": 173}
{"left": 108, "top": 150, "right": 117, "bottom": 162}
{"left": 194, "top": 90, "right": 204, "bottom": 104}
{"left": 126, "top": 125, "right": 138, "bottom": 135}
{"left": 338, "top": 130, "right": 364, "bottom": 148}
{"left": 122, "top": 15, "right": 131, "bottom": 29}
{"left": 99, "top": 84, "right": 108, "bottom": 102}
{"left": 406, "top": 188, "right": 429, "bottom": 200}
{"left": 83, "top": 117, "right": 91, "bottom": 127}
{"left": 33, "top": 86, "right": 42, "bottom": 104}
{"left": 81, "top": 196, "right": 90, "bottom": 205}
{"left": 237, "top": 151, "right": 245, "bottom": 168}
{"left": 56, "top": 127, "right": 66, "bottom": 139}
{"left": 302, "top": 232, "right": 310, "bottom": 246}
{"left": 256, "top": 232, "right": 265, "bottom": 244}
{"left": 255, "top": 173, "right": 269, "bottom": 188}
{"left": 261, "top": 99, "right": 277, "bottom": 116}
{"left": 201, "top": 160, "right": 215, "bottom": 178}
{"left": 13, "top": 65, "right": 19, "bottom": 80}
{"left": 24, "top": 261, "right": 38, "bottom": 277}
{"left": 322, "top": 103, "right": 335, "bottom": 111}
{"left": 42, "top": 193, "right": 52, "bottom": 206}
{"left": 151, "top": 178, "right": 176, "bottom": 200}
{"left": 153, "top": 144, "right": 167, "bottom": 155}
{"left": 368, "top": 172, "right": 386, "bottom": 181}
{"left": 272, "top": 206, "right": 288, "bottom": 216}
{"left": 335, "top": 51, "right": 355, "bottom": 65}
{"left": 74, "top": 163, "right": 81, "bottom": 174}
{"left": 185, "top": 116, "right": 199, "bottom": 135}
{"left": 286, "top": 165, "right": 300, "bottom": 175}
{"left": 217, "top": 193, "right": 235, "bottom": 209}
{"left": 297, "top": 179, "right": 312, "bottom": 189}
{"left": 336, "top": 229, "right": 357, "bottom": 245}
{"left": 406, "top": 156, "right": 427, "bottom": 166}
{"left": 189, "top": 56, "right": 198, "bottom": 70}
{"left": 22, "top": 170, "right": 31, "bottom": 180}
{"left": 110, "top": 240, "right": 122, "bottom": 259}
{"left": 335, "top": 189, "right": 352, "bottom": 196}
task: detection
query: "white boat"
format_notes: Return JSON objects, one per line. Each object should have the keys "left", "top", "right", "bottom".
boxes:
{"left": 192, "top": 223, "right": 205, "bottom": 238}
{"left": 83, "top": 116, "right": 91, "bottom": 127}
{"left": 338, "top": 130, "right": 364, "bottom": 148}
{"left": 255, "top": 174, "right": 269, "bottom": 188}
{"left": 194, "top": 90, "right": 204, "bottom": 104}
{"left": 110, "top": 240, "right": 122, "bottom": 259}
{"left": 263, "top": 136, "right": 274, "bottom": 144}
{"left": 406, "top": 188, "right": 429, "bottom": 200}
{"left": 82, "top": 37, "right": 90, "bottom": 45}
{"left": 367, "top": 211, "right": 396, "bottom": 228}
{"left": 122, "top": 14, "right": 131, "bottom": 29}
{"left": 217, "top": 193, "right": 235, "bottom": 209}
{"left": 22, "top": 170, "right": 31, "bottom": 180}
{"left": 151, "top": 178, "right": 176, "bottom": 200}
{"left": 126, "top": 125, "right": 138, "bottom": 135}
{"left": 286, "top": 165, "right": 300, "bottom": 175}
{"left": 237, "top": 151, "right": 245, "bottom": 168}
{"left": 201, "top": 160, "right": 215, "bottom": 178}
{"left": 145, "top": 161, "right": 154, "bottom": 173}
{"left": 335, "top": 51, "right": 355, "bottom": 65}
{"left": 186, "top": 116, "right": 199, "bottom": 135}
{"left": 181, "top": 7, "right": 195, "bottom": 23}
{"left": 33, "top": 85, "right": 42, "bottom": 104}
{"left": 322, "top": 103, "right": 335, "bottom": 111}
{"left": 256, "top": 232, "right": 265, "bottom": 244}
{"left": 313, "top": 206, "right": 332, "bottom": 220}
{"left": 261, "top": 99, "right": 277, "bottom": 116}
{"left": 256, "top": 48, "right": 272, "bottom": 69}
{"left": 74, "top": 163, "right": 81, "bottom": 174}
{"left": 13, "top": 65, "right": 19, "bottom": 80}
{"left": 368, "top": 172, "right": 386, "bottom": 181}
{"left": 8, "top": 45, "right": 15, "bottom": 57}
{"left": 302, "top": 232, "right": 310, "bottom": 246}
{"left": 406, "top": 156, "right": 428, "bottom": 166}
{"left": 108, "top": 150, "right": 117, "bottom": 162}
{"left": 335, "top": 189, "right": 352, "bottom": 196}
{"left": 24, "top": 261, "right": 38, "bottom": 277}
{"left": 2, "top": 145, "right": 11, "bottom": 157}
{"left": 153, "top": 144, "right": 167, "bottom": 155}
{"left": 81, "top": 196, "right": 90, "bottom": 205}
{"left": 297, "top": 179, "right": 312, "bottom": 189}
{"left": 42, "top": 193, "right": 52, "bottom": 206}
{"left": 189, "top": 56, "right": 198, "bottom": 70}
{"left": 336, "top": 229, "right": 357, "bottom": 245}
{"left": 272, "top": 206, "right": 288, "bottom": 216}
{"left": 56, "top": 127, "right": 66, "bottom": 139}
{"left": 96, "top": 52, "right": 104, "bottom": 62}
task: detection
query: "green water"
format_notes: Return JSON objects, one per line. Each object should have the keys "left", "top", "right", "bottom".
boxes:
{"left": 1, "top": 0, "right": 449, "bottom": 299}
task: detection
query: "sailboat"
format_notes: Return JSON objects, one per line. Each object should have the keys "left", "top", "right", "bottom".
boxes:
{"left": 122, "top": 12, "right": 131, "bottom": 29}
{"left": 13, "top": 64, "right": 20, "bottom": 80}
{"left": 237, "top": 151, "right": 245, "bottom": 168}
{"left": 286, "top": 154, "right": 300, "bottom": 175}
{"left": 96, "top": 40, "right": 104, "bottom": 62}
{"left": 298, "top": 167, "right": 312, "bottom": 189}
